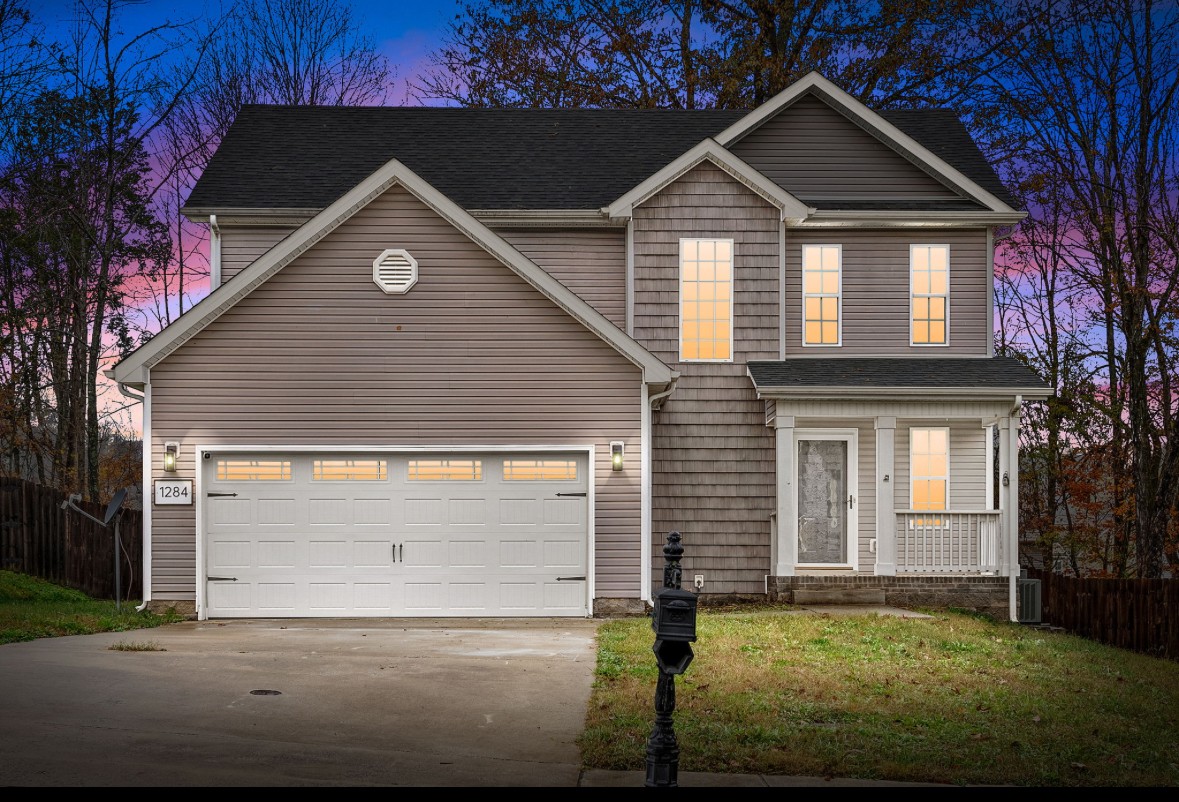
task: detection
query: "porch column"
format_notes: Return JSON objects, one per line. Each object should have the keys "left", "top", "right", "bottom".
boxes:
{"left": 774, "top": 415, "right": 796, "bottom": 576}
{"left": 1008, "top": 405, "right": 1022, "bottom": 621}
{"left": 874, "top": 416, "right": 896, "bottom": 575}
{"left": 996, "top": 417, "right": 1011, "bottom": 576}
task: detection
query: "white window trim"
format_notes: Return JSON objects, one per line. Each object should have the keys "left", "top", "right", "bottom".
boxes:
{"left": 792, "top": 428, "right": 859, "bottom": 571}
{"left": 909, "top": 244, "right": 950, "bottom": 347}
{"left": 800, "top": 244, "right": 843, "bottom": 348}
{"left": 909, "top": 426, "right": 951, "bottom": 512}
{"left": 678, "top": 237, "right": 735, "bottom": 363}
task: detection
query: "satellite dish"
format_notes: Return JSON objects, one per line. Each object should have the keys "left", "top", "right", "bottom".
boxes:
{"left": 103, "top": 488, "right": 129, "bottom": 526}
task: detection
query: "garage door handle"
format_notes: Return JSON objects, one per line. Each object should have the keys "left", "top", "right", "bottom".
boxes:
{"left": 556, "top": 576, "right": 586, "bottom": 581}
{"left": 207, "top": 492, "right": 238, "bottom": 498}
{"left": 556, "top": 492, "right": 586, "bottom": 497}
{"left": 208, "top": 576, "right": 238, "bottom": 582}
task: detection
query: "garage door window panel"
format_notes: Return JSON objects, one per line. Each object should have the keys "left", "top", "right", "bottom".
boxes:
{"left": 312, "top": 459, "right": 388, "bottom": 481}
{"left": 216, "top": 460, "right": 291, "bottom": 481}
{"left": 408, "top": 459, "right": 483, "bottom": 481}
{"left": 503, "top": 459, "right": 578, "bottom": 481}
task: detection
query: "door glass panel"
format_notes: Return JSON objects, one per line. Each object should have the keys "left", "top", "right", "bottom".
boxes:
{"left": 797, "top": 439, "right": 848, "bottom": 564}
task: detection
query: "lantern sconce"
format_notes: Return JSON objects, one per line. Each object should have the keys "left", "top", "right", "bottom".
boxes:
{"left": 164, "top": 441, "right": 179, "bottom": 473}
{"left": 610, "top": 441, "right": 625, "bottom": 471}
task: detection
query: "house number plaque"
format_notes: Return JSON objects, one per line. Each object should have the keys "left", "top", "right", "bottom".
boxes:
{"left": 154, "top": 480, "right": 193, "bottom": 505}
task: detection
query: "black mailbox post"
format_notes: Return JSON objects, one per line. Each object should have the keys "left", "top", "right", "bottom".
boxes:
{"left": 645, "top": 531, "right": 696, "bottom": 787}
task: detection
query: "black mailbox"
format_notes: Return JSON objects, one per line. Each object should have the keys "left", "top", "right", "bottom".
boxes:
{"left": 651, "top": 586, "right": 698, "bottom": 643}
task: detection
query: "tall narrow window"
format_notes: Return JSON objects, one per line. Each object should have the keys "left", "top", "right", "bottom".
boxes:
{"left": 911, "top": 245, "right": 949, "bottom": 345}
{"left": 802, "top": 245, "right": 841, "bottom": 345}
{"left": 910, "top": 427, "right": 949, "bottom": 511}
{"left": 679, "top": 238, "right": 733, "bottom": 361}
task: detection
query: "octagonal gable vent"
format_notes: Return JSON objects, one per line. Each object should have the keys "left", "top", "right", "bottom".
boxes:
{"left": 373, "top": 249, "right": 418, "bottom": 294}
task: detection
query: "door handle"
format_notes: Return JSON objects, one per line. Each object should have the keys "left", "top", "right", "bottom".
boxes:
{"left": 399, "top": 543, "right": 403, "bottom": 562}
{"left": 556, "top": 576, "right": 586, "bottom": 581}
{"left": 848, "top": 494, "right": 855, "bottom": 509}
{"left": 556, "top": 492, "right": 586, "bottom": 497}
{"left": 208, "top": 576, "right": 238, "bottom": 582}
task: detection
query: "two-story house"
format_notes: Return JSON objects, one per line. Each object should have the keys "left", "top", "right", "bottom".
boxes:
{"left": 112, "top": 72, "right": 1050, "bottom": 621}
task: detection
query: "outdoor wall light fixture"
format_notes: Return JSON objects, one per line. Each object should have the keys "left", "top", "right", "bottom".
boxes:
{"left": 164, "top": 441, "right": 179, "bottom": 473}
{"left": 611, "top": 441, "right": 625, "bottom": 471}
{"left": 1002, "top": 471, "right": 1010, "bottom": 487}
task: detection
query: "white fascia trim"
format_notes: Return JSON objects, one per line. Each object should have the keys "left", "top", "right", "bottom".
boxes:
{"left": 138, "top": 374, "right": 151, "bottom": 610}
{"left": 182, "top": 207, "right": 320, "bottom": 225}
{"left": 799, "top": 211, "right": 1027, "bottom": 227}
{"left": 117, "top": 157, "right": 674, "bottom": 386}
{"left": 470, "top": 209, "right": 621, "bottom": 229}
{"left": 209, "top": 214, "right": 222, "bottom": 291}
{"left": 753, "top": 386, "right": 1052, "bottom": 400}
{"left": 714, "top": 72, "right": 1021, "bottom": 215}
{"left": 640, "top": 383, "right": 652, "bottom": 603}
{"left": 607, "top": 138, "right": 811, "bottom": 222}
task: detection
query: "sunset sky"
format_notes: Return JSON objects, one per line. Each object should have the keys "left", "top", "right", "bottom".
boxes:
{"left": 30, "top": 0, "right": 459, "bottom": 104}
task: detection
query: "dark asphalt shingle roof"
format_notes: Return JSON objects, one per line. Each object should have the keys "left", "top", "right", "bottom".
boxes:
{"left": 747, "top": 357, "right": 1050, "bottom": 392}
{"left": 185, "top": 104, "right": 1016, "bottom": 212}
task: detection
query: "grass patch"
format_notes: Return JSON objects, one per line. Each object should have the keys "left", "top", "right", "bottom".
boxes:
{"left": 580, "top": 607, "right": 1179, "bottom": 786}
{"left": 0, "top": 570, "right": 182, "bottom": 645}
{"left": 108, "top": 640, "right": 166, "bottom": 652}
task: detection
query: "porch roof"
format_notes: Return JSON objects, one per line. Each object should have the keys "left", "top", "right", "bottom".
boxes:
{"left": 747, "top": 356, "right": 1051, "bottom": 398}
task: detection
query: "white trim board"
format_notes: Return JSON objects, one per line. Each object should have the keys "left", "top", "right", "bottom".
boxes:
{"left": 116, "top": 158, "right": 675, "bottom": 387}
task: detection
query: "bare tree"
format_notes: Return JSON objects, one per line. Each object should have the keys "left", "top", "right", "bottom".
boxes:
{"left": 991, "top": 0, "right": 1179, "bottom": 577}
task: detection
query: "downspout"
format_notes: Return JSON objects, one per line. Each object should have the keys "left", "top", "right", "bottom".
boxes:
{"left": 641, "top": 375, "right": 679, "bottom": 603}
{"left": 114, "top": 376, "right": 150, "bottom": 612}
{"left": 209, "top": 214, "right": 222, "bottom": 290}
{"left": 1008, "top": 394, "right": 1022, "bottom": 622}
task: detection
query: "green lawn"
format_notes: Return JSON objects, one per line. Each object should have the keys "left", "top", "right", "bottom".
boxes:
{"left": 580, "top": 606, "right": 1179, "bottom": 787}
{"left": 0, "top": 570, "right": 181, "bottom": 645}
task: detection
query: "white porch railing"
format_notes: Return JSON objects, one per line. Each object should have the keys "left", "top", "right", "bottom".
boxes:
{"left": 896, "top": 511, "right": 1002, "bottom": 574}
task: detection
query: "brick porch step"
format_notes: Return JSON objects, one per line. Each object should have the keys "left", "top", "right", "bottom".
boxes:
{"left": 792, "top": 588, "right": 887, "bottom": 605}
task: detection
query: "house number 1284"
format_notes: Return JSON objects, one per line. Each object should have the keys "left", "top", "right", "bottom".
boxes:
{"left": 155, "top": 480, "right": 193, "bottom": 505}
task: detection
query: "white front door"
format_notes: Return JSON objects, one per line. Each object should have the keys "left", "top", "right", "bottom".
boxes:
{"left": 795, "top": 431, "right": 858, "bottom": 569}
{"left": 202, "top": 451, "right": 590, "bottom": 617}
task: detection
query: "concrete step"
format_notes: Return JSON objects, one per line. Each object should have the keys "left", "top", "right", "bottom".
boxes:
{"left": 792, "top": 588, "right": 887, "bottom": 605}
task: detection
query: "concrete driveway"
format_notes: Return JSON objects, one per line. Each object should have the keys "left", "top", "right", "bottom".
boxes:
{"left": 0, "top": 618, "right": 601, "bottom": 786}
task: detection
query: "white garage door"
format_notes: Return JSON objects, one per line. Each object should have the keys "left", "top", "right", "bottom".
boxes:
{"left": 203, "top": 451, "right": 589, "bottom": 617}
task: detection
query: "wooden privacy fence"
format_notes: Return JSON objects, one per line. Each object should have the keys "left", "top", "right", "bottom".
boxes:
{"left": 0, "top": 477, "right": 142, "bottom": 601}
{"left": 1027, "top": 568, "right": 1179, "bottom": 660}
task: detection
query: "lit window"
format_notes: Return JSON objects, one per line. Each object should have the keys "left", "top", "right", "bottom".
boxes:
{"left": 216, "top": 460, "right": 291, "bottom": 481}
{"left": 503, "top": 459, "right": 578, "bottom": 481}
{"left": 679, "top": 238, "right": 733, "bottom": 361}
{"left": 911, "top": 245, "right": 949, "bottom": 345}
{"left": 312, "top": 459, "right": 387, "bottom": 481}
{"left": 407, "top": 459, "right": 482, "bottom": 481}
{"left": 910, "top": 428, "right": 949, "bottom": 511}
{"left": 802, "top": 245, "right": 840, "bottom": 345}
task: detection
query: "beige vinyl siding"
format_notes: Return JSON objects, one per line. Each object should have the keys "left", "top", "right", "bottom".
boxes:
{"left": 894, "top": 422, "right": 988, "bottom": 510}
{"left": 150, "top": 183, "right": 642, "bottom": 601}
{"left": 219, "top": 225, "right": 297, "bottom": 283}
{"left": 497, "top": 229, "right": 627, "bottom": 329}
{"left": 634, "top": 162, "right": 778, "bottom": 594}
{"left": 785, "top": 229, "right": 989, "bottom": 356}
{"left": 729, "top": 93, "right": 961, "bottom": 201}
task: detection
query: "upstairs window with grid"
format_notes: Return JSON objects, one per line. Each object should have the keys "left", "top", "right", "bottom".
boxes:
{"left": 679, "top": 238, "right": 733, "bottom": 361}
{"left": 911, "top": 245, "right": 949, "bottom": 345}
{"left": 802, "top": 245, "right": 841, "bottom": 346}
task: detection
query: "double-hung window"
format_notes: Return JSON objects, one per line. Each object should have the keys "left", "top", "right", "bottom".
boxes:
{"left": 679, "top": 238, "right": 733, "bottom": 361}
{"left": 911, "top": 245, "right": 949, "bottom": 345}
{"left": 910, "top": 427, "right": 949, "bottom": 511}
{"left": 802, "top": 245, "right": 841, "bottom": 346}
